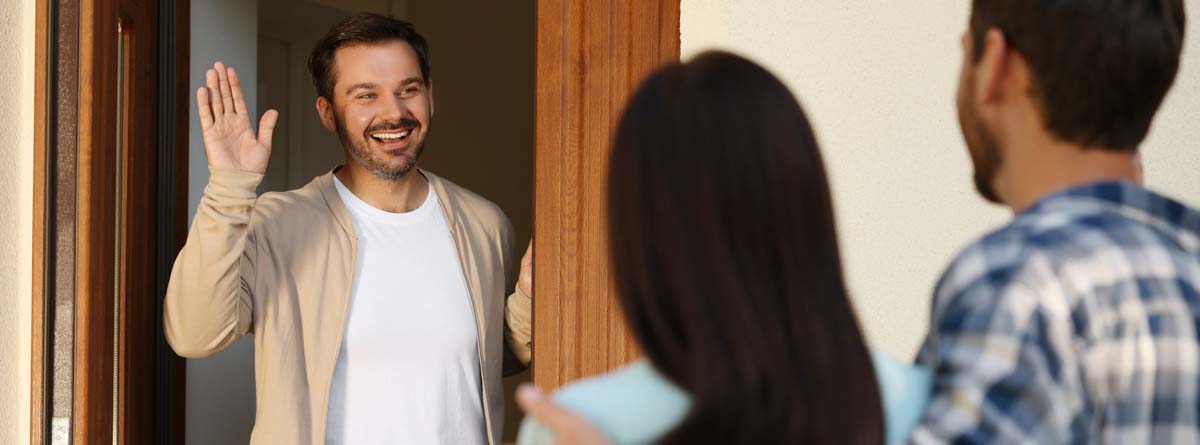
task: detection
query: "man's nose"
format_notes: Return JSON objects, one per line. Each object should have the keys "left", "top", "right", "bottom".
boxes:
{"left": 381, "top": 94, "right": 408, "bottom": 121}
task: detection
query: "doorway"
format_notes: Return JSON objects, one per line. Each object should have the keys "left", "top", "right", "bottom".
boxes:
{"left": 185, "top": 0, "right": 534, "bottom": 443}
{"left": 30, "top": 0, "right": 678, "bottom": 443}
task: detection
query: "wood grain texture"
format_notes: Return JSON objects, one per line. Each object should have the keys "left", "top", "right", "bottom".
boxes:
{"left": 533, "top": 0, "right": 680, "bottom": 390}
{"left": 32, "top": 1, "right": 179, "bottom": 442}
{"left": 117, "top": 1, "right": 160, "bottom": 442}
{"left": 74, "top": 0, "right": 119, "bottom": 441}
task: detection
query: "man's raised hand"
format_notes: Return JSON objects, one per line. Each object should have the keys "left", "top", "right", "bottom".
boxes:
{"left": 197, "top": 61, "right": 278, "bottom": 174}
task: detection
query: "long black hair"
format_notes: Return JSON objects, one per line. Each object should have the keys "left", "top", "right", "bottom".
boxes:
{"left": 607, "top": 50, "right": 884, "bottom": 445}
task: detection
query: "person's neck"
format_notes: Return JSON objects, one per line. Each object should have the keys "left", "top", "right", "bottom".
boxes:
{"left": 334, "top": 162, "right": 429, "bottom": 213}
{"left": 994, "top": 131, "right": 1142, "bottom": 214}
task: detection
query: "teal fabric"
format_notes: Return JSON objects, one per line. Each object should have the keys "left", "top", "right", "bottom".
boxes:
{"left": 516, "top": 351, "right": 932, "bottom": 445}
{"left": 871, "top": 350, "right": 934, "bottom": 443}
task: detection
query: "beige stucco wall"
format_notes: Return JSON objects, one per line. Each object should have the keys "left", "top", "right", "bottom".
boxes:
{"left": 0, "top": 0, "right": 36, "bottom": 443}
{"left": 682, "top": 0, "right": 1200, "bottom": 359}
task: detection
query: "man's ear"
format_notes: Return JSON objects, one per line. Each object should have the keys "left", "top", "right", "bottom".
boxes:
{"left": 975, "top": 27, "right": 1010, "bottom": 107}
{"left": 316, "top": 96, "right": 336, "bottom": 132}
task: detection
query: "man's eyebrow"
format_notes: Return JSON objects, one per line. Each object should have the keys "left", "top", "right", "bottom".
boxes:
{"left": 344, "top": 78, "right": 424, "bottom": 96}
{"left": 344, "top": 82, "right": 378, "bottom": 95}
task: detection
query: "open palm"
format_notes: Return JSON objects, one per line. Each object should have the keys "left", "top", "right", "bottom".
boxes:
{"left": 197, "top": 61, "right": 278, "bottom": 173}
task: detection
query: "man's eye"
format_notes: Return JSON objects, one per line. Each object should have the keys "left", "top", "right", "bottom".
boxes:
{"left": 359, "top": 93, "right": 376, "bottom": 100}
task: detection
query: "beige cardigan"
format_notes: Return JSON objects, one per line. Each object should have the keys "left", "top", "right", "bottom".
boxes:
{"left": 164, "top": 168, "right": 533, "bottom": 444}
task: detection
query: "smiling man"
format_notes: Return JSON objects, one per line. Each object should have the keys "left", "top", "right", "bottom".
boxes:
{"left": 164, "top": 13, "right": 533, "bottom": 445}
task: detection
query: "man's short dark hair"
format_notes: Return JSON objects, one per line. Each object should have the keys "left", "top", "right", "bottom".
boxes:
{"left": 308, "top": 13, "right": 431, "bottom": 101}
{"left": 970, "top": 0, "right": 1186, "bottom": 150}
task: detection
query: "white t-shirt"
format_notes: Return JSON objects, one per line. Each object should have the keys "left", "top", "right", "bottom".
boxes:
{"left": 325, "top": 176, "right": 485, "bottom": 445}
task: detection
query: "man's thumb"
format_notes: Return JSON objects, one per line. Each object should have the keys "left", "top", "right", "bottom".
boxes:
{"left": 258, "top": 109, "right": 279, "bottom": 149}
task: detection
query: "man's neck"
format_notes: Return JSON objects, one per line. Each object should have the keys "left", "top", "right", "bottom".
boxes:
{"left": 995, "top": 135, "right": 1142, "bottom": 214}
{"left": 334, "top": 162, "right": 430, "bottom": 213}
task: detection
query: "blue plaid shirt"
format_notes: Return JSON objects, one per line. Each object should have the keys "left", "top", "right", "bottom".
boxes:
{"left": 911, "top": 181, "right": 1200, "bottom": 444}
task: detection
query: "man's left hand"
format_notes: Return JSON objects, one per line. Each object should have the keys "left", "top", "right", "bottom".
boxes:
{"left": 519, "top": 242, "right": 533, "bottom": 298}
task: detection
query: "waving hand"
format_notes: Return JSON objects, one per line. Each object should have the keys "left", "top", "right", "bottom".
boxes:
{"left": 196, "top": 61, "right": 278, "bottom": 173}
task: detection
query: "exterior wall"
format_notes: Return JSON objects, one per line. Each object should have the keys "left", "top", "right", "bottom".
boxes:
{"left": 681, "top": 0, "right": 1200, "bottom": 358}
{"left": 0, "top": 0, "right": 36, "bottom": 443}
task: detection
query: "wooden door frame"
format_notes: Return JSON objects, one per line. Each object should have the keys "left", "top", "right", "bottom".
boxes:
{"left": 31, "top": 0, "right": 190, "bottom": 443}
{"left": 532, "top": 0, "right": 681, "bottom": 390}
{"left": 33, "top": 0, "right": 678, "bottom": 440}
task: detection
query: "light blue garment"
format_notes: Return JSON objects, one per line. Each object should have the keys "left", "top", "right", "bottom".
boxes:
{"left": 517, "top": 351, "right": 932, "bottom": 445}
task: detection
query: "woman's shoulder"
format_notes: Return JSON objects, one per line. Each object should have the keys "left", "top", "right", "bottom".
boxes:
{"left": 871, "top": 350, "right": 934, "bottom": 445}
{"left": 517, "top": 359, "right": 691, "bottom": 445}
{"left": 517, "top": 353, "right": 933, "bottom": 445}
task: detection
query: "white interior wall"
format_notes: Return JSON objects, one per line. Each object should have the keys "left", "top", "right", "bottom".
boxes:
{"left": 0, "top": 0, "right": 36, "bottom": 443}
{"left": 255, "top": 0, "right": 358, "bottom": 194}
{"left": 681, "top": 0, "right": 1200, "bottom": 359}
{"left": 187, "top": 0, "right": 259, "bottom": 443}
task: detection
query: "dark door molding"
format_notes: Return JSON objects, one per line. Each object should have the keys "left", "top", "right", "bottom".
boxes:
{"left": 31, "top": 0, "right": 188, "bottom": 443}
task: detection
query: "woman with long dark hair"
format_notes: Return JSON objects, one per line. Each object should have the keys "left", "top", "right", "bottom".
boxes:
{"left": 517, "top": 50, "right": 929, "bottom": 445}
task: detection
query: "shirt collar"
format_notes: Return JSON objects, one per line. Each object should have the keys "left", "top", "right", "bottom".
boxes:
{"left": 1024, "top": 180, "right": 1200, "bottom": 251}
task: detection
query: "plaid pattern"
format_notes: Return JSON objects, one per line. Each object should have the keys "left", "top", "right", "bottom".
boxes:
{"left": 911, "top": 181, "right": 1200, "bottom": 444}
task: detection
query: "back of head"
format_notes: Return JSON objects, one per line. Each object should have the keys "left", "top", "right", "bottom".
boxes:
{"left": 606, "top": 51, "right": 884, "bottom": 445}
{"left": 970, "top": 0, "right": 1186, "bottom": 150}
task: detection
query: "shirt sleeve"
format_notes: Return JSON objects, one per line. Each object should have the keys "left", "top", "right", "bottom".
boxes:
{"left": 163, "top": 168, "right": 262, "bottom": 358}
{"left": 910, "top": 260, "right": 1080, "bottom": 444}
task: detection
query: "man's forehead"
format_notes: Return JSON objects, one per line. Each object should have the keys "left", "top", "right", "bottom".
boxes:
{"left": 334, "top": 40, "right": 419, "bottom": 65}
{"left": 331, "top": 41, "right": 424, "bottom": 87}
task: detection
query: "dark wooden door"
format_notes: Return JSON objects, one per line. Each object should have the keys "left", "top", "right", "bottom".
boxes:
{"left": 32, "top": 0, "right": 188, "bottom": 442}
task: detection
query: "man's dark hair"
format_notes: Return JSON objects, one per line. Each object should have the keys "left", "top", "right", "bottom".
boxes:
{"left": 970, "top": 0, "right": 1186, "bottom": 150}
{"left": 308, "top": 12, "right": 431, "bottom": 101}
{"left": 608, "top": 51, "right": 884, "bottom": 445}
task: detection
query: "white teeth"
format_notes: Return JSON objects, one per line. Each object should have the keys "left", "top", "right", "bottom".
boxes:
{"left": 373, "top": 130, "right": 411, "bottom": 140}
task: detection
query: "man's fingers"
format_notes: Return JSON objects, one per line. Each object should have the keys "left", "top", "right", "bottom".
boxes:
{"left": 214, "top": 61, "right": 235, "bottom": 116}
{"left": 228, "top": 67, "right": 248, "bottom": 116}
{"left": 258, "top": 109, "right": 279, "bottom": 150}
{"left": 522, "top": 242, "right": 533, "bottom": 268}
{"left": 205, "top": 68, "right": 224, "bottom": 116}
{"left": 519, "top": 241, "right": 533, "bottom": 297}
{"left": 196, "top": 87, "right": 214, "bottom": 129}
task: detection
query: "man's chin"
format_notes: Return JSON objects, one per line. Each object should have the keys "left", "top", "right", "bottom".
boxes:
{"left": 364, "top": 160, "right": 418, "bottom": 182}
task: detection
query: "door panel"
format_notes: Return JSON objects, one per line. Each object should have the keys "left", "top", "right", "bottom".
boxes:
{"left": 76, "top": 0, "right": 160, "bottom": 442}
{"left": 533, "top": 0, "right": 680, "bottom": 389}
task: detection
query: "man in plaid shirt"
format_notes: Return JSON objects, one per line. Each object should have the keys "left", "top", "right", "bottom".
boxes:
{"left": 911, "top": 1, "right": 1195, "bottom": 443}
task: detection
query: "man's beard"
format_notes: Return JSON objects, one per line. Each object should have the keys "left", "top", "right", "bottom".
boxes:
{"left": 957, "top": 72, "right": 1003, "bottom": 204}
{"left": 334, "top": 113, "right": 428, "bottom": 182}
